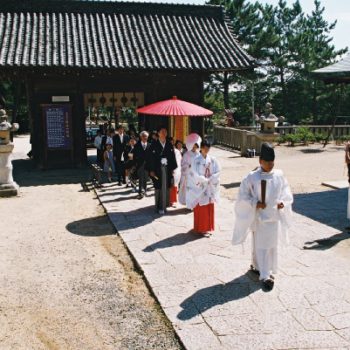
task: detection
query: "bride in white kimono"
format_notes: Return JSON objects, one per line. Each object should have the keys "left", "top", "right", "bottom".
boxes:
{"left": 178, "top": 133, "right": 202, "bottom": 207}
{"left": 232, "top": 143, "right": 293, "bottom": 290}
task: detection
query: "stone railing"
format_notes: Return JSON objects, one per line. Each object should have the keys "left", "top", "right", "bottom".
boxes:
{"left": 213, "top": 126, "right": 263, "bottom": 156}
{"left": 213, "top": 124, "right": 350, "bottom": 155}
{"left": 276, "top": 125, "right": 350, "bottom": 137}
{"left": 234, "top": 124, "right": 350, "bottom": 137}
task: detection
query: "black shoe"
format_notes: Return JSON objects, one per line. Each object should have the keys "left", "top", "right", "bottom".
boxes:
{"left": 137, "top": 193, "right": 144, "bottom": 200}
{"left": 262, "top": 278, "right": 275, "bottom": 291}
{"left": 250, "top": 265, "right": 260, "bottom": 276}
{"left": 117, "top": 182, "right": 122, "bottom": 186}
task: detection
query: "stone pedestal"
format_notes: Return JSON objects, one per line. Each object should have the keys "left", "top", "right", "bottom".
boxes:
{"left": 260, "top": 120, "right": 277, "bottom": 134}
{"left": 0, "top": 143, "right": 19, "bottom": 197}
{"left": 256, "top": 132, "right": 279, "bottom": 143}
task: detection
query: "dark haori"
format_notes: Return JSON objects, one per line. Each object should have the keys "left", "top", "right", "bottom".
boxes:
{"left": 146, "top": 126, "right": 177, "bottom": 215}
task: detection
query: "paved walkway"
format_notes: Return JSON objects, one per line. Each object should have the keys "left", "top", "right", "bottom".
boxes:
{"left": 96, "top": 148, "right": 350, "bottom": 350}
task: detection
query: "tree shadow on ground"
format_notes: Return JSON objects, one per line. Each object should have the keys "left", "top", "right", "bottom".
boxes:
{"left": 97, "top": 188, "right": 136, "bottom": 197}
{"left": 102, "top": 195, "right": 139, "bottom": 204}
{"left": 293, "top": 188, "right": 348, "bottom": 232}
{"left": 66, "top": 215, "right": 117, "bottom": 236}
{"left": 303, "top": 231, "right": 350, "bottom": 250}
{"left": 108, "top": 205, "right": 158, "bottom": 230}
{"left": 166, "top": 207, "right": 192, "bottom": 216}
{"left": 299, "top": 148, "right": 324, "bottom": 154}
{"left": 177, "top": 272, "right": 261, "bottom": 321}
{"left": 221, "top": 181, "right": 241, "bottom": 189}
{"left": 143, "top": 231, "right": 204, "bottom": 252}
{"left": 13, "top": 158, "right": 91, "bottom": 187}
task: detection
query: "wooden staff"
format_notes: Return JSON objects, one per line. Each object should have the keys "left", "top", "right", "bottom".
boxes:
{"left": 261, "top": 179, "right": 266, "bottom": 205}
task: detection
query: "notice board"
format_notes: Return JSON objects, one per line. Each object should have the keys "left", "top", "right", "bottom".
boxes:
{"left": 43, "top": 104, "right": 72, "bottom": 149}
{"left": 42, "top": 104, "right": 74, "bottom": 167}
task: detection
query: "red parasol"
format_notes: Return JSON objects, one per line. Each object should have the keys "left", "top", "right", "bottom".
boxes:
{"left": 136, "top": 96, "right": 213, "bottom": 117}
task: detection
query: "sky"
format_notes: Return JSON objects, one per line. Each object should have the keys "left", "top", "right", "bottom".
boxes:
{"left": 259, "top": 0, "right": 349, "bottom": 51}
{"left": 122, "top": 0, "right": 349, "bottom": 51}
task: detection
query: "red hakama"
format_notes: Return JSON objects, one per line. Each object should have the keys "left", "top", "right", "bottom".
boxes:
{"left": 169, "top": 186, "right": 178, "bottom": 205}
{"left": 193, "top": 203, "right": 215, "bottom": 234}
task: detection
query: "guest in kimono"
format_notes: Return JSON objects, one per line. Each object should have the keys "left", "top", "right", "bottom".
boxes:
{"left": 187, "top": 141, "right": 220, "bottom": 236}
{"left": 134, "top": 131, "right": 151, "bottom": 199}
{"left": 113, "top": 125, "right": 130, "bottom": 186}
{"left": 232, "top": 143, "right": 293, "bottom": 291}
{"left": 178, "top": 133, "right": 202, "bottom": 207}
{"left": 146, "top": 126, "right": 177, "bottom": 215}
{"left": 123, "top": 137, "right": 137, "bottom": 191}
{"left": 103, "top": 143, "right": 115, "bottom": 183}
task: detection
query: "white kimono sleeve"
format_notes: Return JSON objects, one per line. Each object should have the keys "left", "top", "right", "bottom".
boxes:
{"left": 186, "top": 159, "right": 207, "bottom": 210}
{"left": 277, "top": 174, "right": 294, "bottom": 245}
{"left": 232, "top": 175, "right": 258, "bottom": 245}
{"left": 207, "top": 157, "right": 221, "bottom": 204}
{"left": 173, "top": 149, "right": 182, "bottom": 186}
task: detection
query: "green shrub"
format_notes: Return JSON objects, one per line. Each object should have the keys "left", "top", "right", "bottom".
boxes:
{"left": 296, "top": 127, "right": 315, "bottom": 144}
{"left": 334, "top": 135, "right": 350, "bottom": 144}
{"left": 276, "top": 135, "right": 286, "bottom": 145}
{"left": 285, "top": 133, "right": 300, "bottom": 146}
{"left": 314, "top": 133, "right": 327, "bottom": 143}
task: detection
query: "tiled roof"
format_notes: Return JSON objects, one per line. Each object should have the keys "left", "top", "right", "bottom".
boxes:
{"left": 0, "top": 0, "right": 254, "bottom": 72}
{"left": 313, "top": 54, "right": 350, "bottom": 82}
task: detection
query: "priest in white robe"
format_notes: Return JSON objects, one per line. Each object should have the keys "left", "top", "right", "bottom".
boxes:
{"left": 232, "top": 143, "right": 293, "bottom": 290}
{"left": 187, "top": 141, "right": 220, "bottom": 236}
{"left": 178, "top": 133, "right": 202, "bottom": 207}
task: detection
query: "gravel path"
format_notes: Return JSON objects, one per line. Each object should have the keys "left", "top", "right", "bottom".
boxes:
{"left": 0, "top": 136, "right": 182, "bottom": 350}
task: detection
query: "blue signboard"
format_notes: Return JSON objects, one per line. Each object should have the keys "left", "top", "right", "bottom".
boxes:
{"left": 44, "top": 104, "right": 72, "bottom": 149}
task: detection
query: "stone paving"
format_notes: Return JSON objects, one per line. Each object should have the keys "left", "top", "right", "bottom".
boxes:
{"left": 96, "top": 147, "right": 350, "bottom": 350}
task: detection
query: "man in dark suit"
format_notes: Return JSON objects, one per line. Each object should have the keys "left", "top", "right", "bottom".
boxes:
{"left": 146, "top": 126, "right": 177, "bottom": 215}
{"left": 134, "top": 131, "right": 151, "bottom": 199}
{"left": 113, "top": 125, "right": 130, "bottom": 185}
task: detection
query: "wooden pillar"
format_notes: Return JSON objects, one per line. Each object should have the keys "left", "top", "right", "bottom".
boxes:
{"left": 11, "top": 80, "right": 21, "bottom": 123}
{"left": 26, "top": 77, "right": 45, "bottom": 167}
{"left": 25, "top": 76, "right": 34, "bottom": 158}
{"left": 75, "top": 79, "right": 87, "bottom": 166}
{"left": 10, "top": 79, "right": 21, "bottom": 142}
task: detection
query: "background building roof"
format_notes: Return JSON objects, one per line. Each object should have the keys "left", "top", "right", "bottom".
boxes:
{"left": 313, "top": 54, "right": 350, "bottom": 83}
{"left": 0, "top": 0, "right": 255, "bottom": 72}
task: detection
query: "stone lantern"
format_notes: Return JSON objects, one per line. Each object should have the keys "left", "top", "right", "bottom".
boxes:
{"left": 259, "top": 103, "right": 278, "bottom": 134}
{"left": 0, "top": 109, "right": 19, "bottom": 197}
{"left": 250, "top": 103, "right": 279, "bottom": 152}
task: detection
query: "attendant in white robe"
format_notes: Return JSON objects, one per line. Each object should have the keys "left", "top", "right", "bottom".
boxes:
{"left": 187, "top": 141, "right": 220, "bottom": 236}
{"left": 178, "top": 133, "right": 202, "bottom": 207}
{"left": 232, "top": 143, "right": 293, "bottom": 290}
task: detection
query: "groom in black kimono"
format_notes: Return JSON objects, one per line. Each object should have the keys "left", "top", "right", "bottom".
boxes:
{"left": 146, "top": 126, "right": 177, "bottom": 215}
